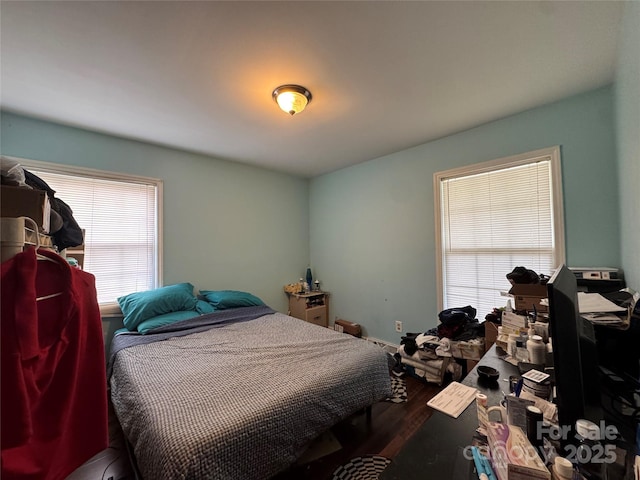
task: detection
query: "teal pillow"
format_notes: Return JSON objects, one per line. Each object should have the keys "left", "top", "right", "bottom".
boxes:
{"left": 199, "top": 290, "right": 264, "bottom": 310}
{"left": 136, "top": 310, "right": 201, "bottom": 334}
{"left": 196, "top": 299, "right": 216, "bottom": 314}
{"left": 118, "top": 283, "right": 198, "bottom": 330}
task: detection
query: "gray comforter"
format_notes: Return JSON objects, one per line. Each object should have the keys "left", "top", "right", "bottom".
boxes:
{"left": 110, "top": 309, "right": 392, "bottom": 480}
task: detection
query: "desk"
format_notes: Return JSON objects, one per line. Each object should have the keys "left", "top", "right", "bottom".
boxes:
{"left": 381, "top": 345, "right": 519, "bottom": 479}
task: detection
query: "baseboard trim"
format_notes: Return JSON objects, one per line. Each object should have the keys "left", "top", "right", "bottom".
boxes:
{"left": 364, "top": 337, "right": 400, "bottom": 354}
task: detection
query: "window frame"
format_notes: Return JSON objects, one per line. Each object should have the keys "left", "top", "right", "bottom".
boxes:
{"left": 7, "top": 156, "right": 163, "bottom": 315}
{"left": 433, "top": 146, "right": 565, "bottom": 313}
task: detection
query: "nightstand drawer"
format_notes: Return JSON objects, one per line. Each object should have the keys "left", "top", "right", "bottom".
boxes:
{"left": 305, "top": 306, "right": 327, "bottom": 327}
{"left": 286, "top": 291, "right": 329, "bottom": 327}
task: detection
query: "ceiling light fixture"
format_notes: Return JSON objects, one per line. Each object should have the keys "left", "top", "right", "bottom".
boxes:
{"left": 272, "top": 84, "right": 312, "bottom": 116}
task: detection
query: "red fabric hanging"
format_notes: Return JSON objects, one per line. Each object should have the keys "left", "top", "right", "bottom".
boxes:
{"left": 1, "top": 248, "right": 108, "bottom": 480}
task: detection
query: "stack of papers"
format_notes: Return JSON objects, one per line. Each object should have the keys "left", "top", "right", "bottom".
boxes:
{"left": 578, "top": 292, "right": 629, "bottom": 327}
{"left": 427, "top": 381, "right": 478, "bottom": 418}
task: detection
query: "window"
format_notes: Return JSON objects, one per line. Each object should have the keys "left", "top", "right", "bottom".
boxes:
{"left": 434, "top": 147, "right": 565, "bottom": 319}
{"left": 16, "top": 158, "right": 162, "bottom": 308}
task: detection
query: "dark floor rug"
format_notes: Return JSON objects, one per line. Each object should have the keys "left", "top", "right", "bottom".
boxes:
{"left": 385, "top": 376, "right": 407, "bottom": 403}
{"left": 331, "top": 455, "right": 391, "bottom": 480}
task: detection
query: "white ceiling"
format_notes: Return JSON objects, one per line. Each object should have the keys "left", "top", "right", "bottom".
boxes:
{"left": 0, "top": 1, "right": 624, "bottom": 178}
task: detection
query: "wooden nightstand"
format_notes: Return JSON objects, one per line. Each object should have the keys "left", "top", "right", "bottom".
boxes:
{"left": 287, "top": 291, "right": 329, "bottom": 327}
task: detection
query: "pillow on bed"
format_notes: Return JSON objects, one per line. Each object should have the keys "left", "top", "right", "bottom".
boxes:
{"left": 136, "top": 310, "right": 201, "bottom": 334}
{"left": 195, "top": 299, "right": 216, "bottom": 314}
{"left": 118, "top": 283, "right": 198, "bottom": 330}
{"left": 199, "top": 290, "right": 265, "bottom": 310}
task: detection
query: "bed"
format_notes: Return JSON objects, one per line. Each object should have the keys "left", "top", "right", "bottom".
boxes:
{"left": 109, "top": 304, "right": 392, "bottom": 480}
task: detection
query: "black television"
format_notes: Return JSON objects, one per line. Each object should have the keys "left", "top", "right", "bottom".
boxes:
{"left": 547, "top": 264, "right": 604, "bottom": 444}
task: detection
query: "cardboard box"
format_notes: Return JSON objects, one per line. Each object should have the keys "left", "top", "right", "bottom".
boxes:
{"left": 334, "top": 318, "right": 362, "bottom": 337}
{"left": 485, "top": 321, "right": 499, "bottom": 350}
{"left": 1, "top": 185, "right": 51, "bottom": 233}
{"left": 508, "top": 284, "right": 548, "bottom": 313}
{"left": 487, "top": 423, "right": 550, "bottom": 480}
{"left": 502, "top": 311, "right": 529, "bottom": 335}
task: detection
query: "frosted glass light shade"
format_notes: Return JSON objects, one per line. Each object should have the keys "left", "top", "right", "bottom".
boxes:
{"left": 272, "top": 85, "right": 312, "bottom": 116}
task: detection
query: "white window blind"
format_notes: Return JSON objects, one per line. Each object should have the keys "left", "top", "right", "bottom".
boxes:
{"left": 435, "top": 147, "right": 564, "bottom": 319}
{"left": 26, "top": 166, "right": 160, "bottom": 305}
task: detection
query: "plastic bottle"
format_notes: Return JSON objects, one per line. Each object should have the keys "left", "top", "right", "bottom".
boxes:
{"left": 515, "top": 338, "right": 529, "bottom": 362}
{"left": 507, "top": 334, "right": 519, "bottom": 357}
{"left": 527, "top": 335, "right": 546, "bottom": 365}
{"left": 526, "top": 405, "right": 544, "bottom": 452}
{"left": 476, "top": 393, "right": 489, "bottom": 429}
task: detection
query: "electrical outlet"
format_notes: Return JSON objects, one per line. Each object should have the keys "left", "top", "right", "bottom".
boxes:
{"left": 395, "top": 320, "right": 402, "bottom": 333}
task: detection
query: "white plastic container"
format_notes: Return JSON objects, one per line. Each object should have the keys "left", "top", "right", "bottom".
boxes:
{"left": 527, "top": 335, "right": 546, "bottom": 365}
{"left": 552, "top": 456, "right": 575, "bottom": 480}
{"left": 575, "top": 419, "right": 607, "bottom": 480}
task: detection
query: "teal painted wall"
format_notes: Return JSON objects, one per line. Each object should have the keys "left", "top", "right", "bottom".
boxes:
{"left": 0, "top": 112, "right": 309, "bottom": 314}
{"left": 310, "top": 87, "right": 619, "bottom": 343}
{"left": 615, "top": 1, "right": 640, "bottom": 291}
{"left": 2, "top": 85, "right": 628, "bottom": 347}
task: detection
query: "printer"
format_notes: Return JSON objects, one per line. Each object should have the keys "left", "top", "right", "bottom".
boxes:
{"left": 569, "top": 267, "right": 625, "bottom": 293}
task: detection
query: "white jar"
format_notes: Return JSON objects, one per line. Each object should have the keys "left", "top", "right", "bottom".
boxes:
{"left": 575, "top": 419, "right": 606, "bottom": 480}
{"left": 552, "top": 456, "right": 575, "bottom": 480}
{"left": 527, "top": 335, "right": 546, "bottom": 365}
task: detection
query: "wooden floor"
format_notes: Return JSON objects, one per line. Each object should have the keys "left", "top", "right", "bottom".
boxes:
{"left": 273, "top": 375, "right": 444, "bottom": 480}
